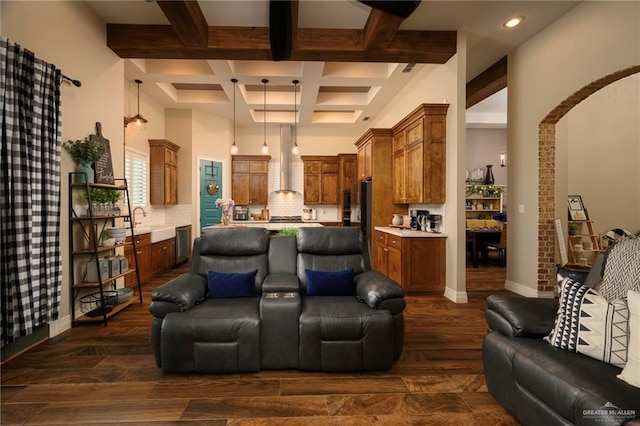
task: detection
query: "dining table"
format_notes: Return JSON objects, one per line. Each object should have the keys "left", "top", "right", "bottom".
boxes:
{"left": 467, "top": 228, "right": 502, "bottom": 268}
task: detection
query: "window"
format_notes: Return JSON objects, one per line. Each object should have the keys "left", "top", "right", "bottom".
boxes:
{"left": 124, "top": 148, "right": 148, "bottom": 207}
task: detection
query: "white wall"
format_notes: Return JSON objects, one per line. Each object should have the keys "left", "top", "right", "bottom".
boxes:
{"left": 466, "top": 129, "right": 507, "bottom": 186}
{"left": 367, "top": 34, "right": 467, "bottom": 302}
{"left": 508, "top": 1, "right": 640, "bottom": 296}
{"left": 557, "top": 74, "right": 640, "bottom": 237}
{"left": 1, "top": 1, "right": 124, "bottom": 334}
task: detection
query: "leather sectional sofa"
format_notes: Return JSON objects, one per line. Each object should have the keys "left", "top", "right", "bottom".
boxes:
{"left": 149, "top": 226, "right": 405, "bottom": 373}
{"left": 483, "top": 258, "right": 640, "bottom": 425}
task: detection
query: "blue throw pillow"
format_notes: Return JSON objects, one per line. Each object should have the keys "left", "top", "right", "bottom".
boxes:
{"left": 207, "top": 269, "right": 258, "bottom": 298}
{"left": 305, "top": 268, "right": 355, "bottom": 296}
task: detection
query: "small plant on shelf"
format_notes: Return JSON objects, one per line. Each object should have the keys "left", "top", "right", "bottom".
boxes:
{"left": 63, "top": 137, "right": 106, "bottom": 164}
{"left": 568, "top": 223, "right": 580, "bottom": 235}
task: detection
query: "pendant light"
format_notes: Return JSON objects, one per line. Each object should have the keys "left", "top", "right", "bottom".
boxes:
{"left": 230, "top": 78, "right": 239, "bottom": 155}
{"left": 292, "top": 79, "right": 300, "bottom": 155}
{"left": 129, "top": 79, "right": 148, "bottom": 130}
{"left": 261, "top": 79, "right": 269, "bottom": 155}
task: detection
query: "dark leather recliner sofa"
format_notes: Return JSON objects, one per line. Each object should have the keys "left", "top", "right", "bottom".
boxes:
{"left": 483, "top": 262, "right": 640, "bottom": 425}
{"left": 149, "top": 226, "right": 405, "bottom": 373}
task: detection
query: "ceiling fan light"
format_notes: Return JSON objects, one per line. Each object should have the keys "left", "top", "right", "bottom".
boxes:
{"left": 503, "top": 16, "right": 524, "bottom": 28}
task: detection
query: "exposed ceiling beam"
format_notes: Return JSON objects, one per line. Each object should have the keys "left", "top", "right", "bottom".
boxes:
{"left": 156, "top": 0, "right": 208, "bottom": 47}
{"left": 362, "top": 8, "right": 404, "bottom": 52}
{"left": 466, "top": 56, "right": 507, "bottom": 109}
{"left": 106, "top": 25, "right": 456, "bottom": 63}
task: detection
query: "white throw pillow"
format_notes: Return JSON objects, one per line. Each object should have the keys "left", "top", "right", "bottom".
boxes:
{"left": 618, "top": 290, "right": 640, "bottom": 387}
{"left": 545, "top": 275, "right": 629, "bottom": 368}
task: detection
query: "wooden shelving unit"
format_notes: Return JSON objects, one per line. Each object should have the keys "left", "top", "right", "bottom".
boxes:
{"left": 68, "top": 173, "right": 142, "bottom": 326}
{"left": 566, "top": 209, "right": 601, "bottom": 268}
{"left": 465, "top": 185, "right": 506, "bottom": 220}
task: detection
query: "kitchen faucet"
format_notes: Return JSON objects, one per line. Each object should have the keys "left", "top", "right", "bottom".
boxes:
{"left": 132, "top": 207, "right": 147, "bottom": 228}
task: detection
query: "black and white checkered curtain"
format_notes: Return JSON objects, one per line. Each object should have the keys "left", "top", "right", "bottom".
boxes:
{"left": 1, "top": 37, "right": 62, "bottom": 349}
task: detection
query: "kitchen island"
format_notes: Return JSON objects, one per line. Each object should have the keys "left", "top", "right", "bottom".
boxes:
{"left": 203, "top": 221, "right": 323, "bottom": 233}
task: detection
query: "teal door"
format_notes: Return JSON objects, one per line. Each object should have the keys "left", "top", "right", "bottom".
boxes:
{"left": 200, "top": 160, "right": 223, "bottom": 231}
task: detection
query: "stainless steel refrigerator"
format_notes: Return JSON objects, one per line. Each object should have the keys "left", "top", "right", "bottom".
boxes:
{"left": 360, "top": 179, "right": 372, "bottom": 254}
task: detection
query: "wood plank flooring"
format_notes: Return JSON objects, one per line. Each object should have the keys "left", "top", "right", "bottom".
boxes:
{"left": 1, "top": 263, "right": 518, "bottom": 425}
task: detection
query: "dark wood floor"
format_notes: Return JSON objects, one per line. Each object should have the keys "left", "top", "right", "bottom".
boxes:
{"left": 1, "top": 263, "right": 517, "bottom": 425}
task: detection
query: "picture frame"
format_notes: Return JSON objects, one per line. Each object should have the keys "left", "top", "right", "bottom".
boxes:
{"left": 567, "top": 195, "right": 586, "bottom": 220}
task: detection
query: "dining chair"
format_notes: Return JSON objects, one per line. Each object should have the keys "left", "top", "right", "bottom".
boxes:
{"left": 484, "top": 222, "right": 507, "bottom": 266}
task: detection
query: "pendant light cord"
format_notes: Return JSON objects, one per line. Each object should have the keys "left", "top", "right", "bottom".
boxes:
{"left": 263, "top": 79, "right": 267, "bottom": 145}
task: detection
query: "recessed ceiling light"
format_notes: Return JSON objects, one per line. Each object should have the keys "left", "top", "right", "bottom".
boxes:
{"left": 503, "top": 16, "right": 525, "bottom": 28}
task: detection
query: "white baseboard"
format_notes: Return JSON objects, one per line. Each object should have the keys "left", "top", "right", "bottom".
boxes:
{"left": 505, "top": 280, "right": 555, "bottom": 299}
{"left": 49, "top": 315, "right": 71, "bottom": 338}
{"left": 443, "top": 287, "right": 469, "bottom": 303}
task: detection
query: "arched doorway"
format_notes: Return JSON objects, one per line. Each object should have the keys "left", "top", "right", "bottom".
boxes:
{"left": 536, "top": 65, "right": 640, "bottom": 291}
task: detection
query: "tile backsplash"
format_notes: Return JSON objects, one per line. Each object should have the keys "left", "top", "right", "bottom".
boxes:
{"left": 246, "top": 161, "right": 340, "bottom": 221}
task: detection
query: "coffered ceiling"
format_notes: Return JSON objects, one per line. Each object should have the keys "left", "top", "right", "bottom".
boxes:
{"left": 86, "top": 0, "right": 579, "bottom": 128}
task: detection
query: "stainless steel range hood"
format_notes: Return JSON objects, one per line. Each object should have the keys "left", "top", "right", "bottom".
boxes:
{"left": 274, "top": 124, "right": 297, "bottom": 194}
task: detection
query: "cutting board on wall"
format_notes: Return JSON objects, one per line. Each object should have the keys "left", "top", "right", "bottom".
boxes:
{"left": 91, "top": 122, "right": 114, "bottom": 184}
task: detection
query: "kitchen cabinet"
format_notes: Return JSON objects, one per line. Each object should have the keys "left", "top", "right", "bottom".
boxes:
{"left": 231, "top": 155, "right": 270, "bottom": 205}
{"left": 151, "top": 238, "right": 176, "bottom": 275}
{"left": 391, "top": 104, "right": 448, "bottom": 204}
{"left": 149, "top": 139, "right": 180, "bottom": 205}
{"left": 301, "top": 156, "right": 339, "bottom": 205}
{"left": 354, "top": 129, "right": 406, "bottom": 230}
{"left": 125, "top": 233, "right": 151, "bottom": 286}
{"left": 357, "top": 139, "right": 372, "bottom": 180}
{"left": 338, "top": 154, "right": 358, "bottom": 222}
{"left": 374, "top": 229, "right": 446, "bottom": 293}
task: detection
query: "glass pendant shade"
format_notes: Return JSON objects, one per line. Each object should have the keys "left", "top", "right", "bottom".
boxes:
{"left": 128, "top": 79, "right": 147, "bottom": 130}
{"left": 261, "top": 78, "right": 269, "bottom": 155}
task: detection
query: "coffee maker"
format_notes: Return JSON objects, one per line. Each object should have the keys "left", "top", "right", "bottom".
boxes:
{"left": 429, "top": 214, "right": 442, "bottom": 233}
{"left": 416, "top": 209, "right": 429, "bottom": 231}
{"left": 409, "top": 210, "right": 419, "bottom": 230}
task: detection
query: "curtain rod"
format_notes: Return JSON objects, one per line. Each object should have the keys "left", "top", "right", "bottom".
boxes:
{"left": 62, "top": 74, "right": 81, "bottom": 87}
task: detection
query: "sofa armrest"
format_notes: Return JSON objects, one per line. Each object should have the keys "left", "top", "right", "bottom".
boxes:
{"left": 149, "top": 273, "right": 207, "bottom": 318}
{"left": 485, "top": 294, "right": 557, "bottom": 338}
{"left": 354, "top": 271, "right": 405, "bottom": 313}
{"left": 262, "top": 273, "right": 300, "bottom": 293}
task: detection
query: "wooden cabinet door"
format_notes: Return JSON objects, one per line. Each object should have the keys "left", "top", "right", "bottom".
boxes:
{"left": 374, "top": 241, "right": 389, "bottom": 276}
{"left": 387, "top": 246, "right": 403, "bottom": 285}
{"left": 304, "top": 173, "right": 321, "bottom": 204}
{"left": 392, "top": 150, "right": 405, "bottom": 203}
{"left": 249, "top": 173, "right": 268, "bottom": 205}
{"left": 405, "top": 142, "right": 424, "bottom": 203}
{"left": 232, "top": 173, "right": 250, "bottom": 205}
{"left": 164, "top": 164, "right": 178, "bottom": 205}
{"left": 137, "top": 244, "right": 151, "bottom": 283}
{"left": 321, "top": 173, "right": 338, "bottom": 204}
{"left": 364, "top": 141, "right": 372, "bottom": 179}
{"left": 357, "top": 145, "right": 366, "bottom": 180}
{"left": 124, "top": 246, "right": 135, "bottom": 287}
{"left": 342, "top": 157, "right": 358, "bottom": 204}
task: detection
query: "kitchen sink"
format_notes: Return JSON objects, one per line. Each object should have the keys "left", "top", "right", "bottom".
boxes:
{"left": 132, "top": 226, "right": 176, "bottom": 243}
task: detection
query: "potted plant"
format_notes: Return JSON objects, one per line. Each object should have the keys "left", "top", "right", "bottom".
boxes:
{"left": 63, "top": 137, "right": 106, "bottom": 183}
{"left": 104, "top": 189, "right": 122, "bottom": 215}
{"left": 568, "top": 223, "right": 580, "bottom": 235}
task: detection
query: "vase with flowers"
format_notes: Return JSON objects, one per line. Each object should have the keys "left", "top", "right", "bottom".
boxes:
{"left": 493, "top": 211, "right": 507, "bottom": 228}
{"left": 215, "top": 198, "right": 235, "bottom": 225}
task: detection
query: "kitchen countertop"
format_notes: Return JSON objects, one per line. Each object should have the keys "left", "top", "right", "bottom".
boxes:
{"left": 375, "top": 226, "right": 447, "bottom": 238}
{"left": 205, "top": 222, "right": 324, "bottom": 232}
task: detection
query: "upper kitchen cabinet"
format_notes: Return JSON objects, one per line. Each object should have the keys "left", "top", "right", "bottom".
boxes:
{"left": 391, "top": 104, "right": 448, "bottom": 204}
{"left": 149, "top": 139, "right": 180, "bottom": 205}
{"left": 301, "top": 156, "right": 339, "bottom": 205}
{"left": 338, "top": 153, "right": 358, "bottom": 205}
{"left": 357, "top": 138, "right": 372, "bottom": 180}
{"left": 231, "top": 155, "right": 270, "bottom": 205}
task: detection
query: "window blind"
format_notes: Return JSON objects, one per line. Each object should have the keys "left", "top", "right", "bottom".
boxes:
{"left": 124, "top": 149, "right": 148, "bottom": 207}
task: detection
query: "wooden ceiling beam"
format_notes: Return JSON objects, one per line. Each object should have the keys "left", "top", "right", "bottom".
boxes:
{"left": 362, "top": 9, "right": 404, "bottom": 52}
{"left": 466, "top": 56, "right": 507, "bottom": 109}
{"left": 106, "top": 24, "right": 456, "bottom": 64}
{"left": 156, "top": 0, "right": 208, "bottom": 47}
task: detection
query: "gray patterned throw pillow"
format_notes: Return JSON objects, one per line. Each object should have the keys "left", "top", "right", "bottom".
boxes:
{"left": 599, "top": 238, "right": 640, "bottom": 303}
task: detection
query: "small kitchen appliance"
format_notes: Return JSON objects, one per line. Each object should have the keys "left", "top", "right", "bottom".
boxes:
{"left": 233, "top": 206, "right": 249, "bottom": 221}
{"left": 429, "top": 214, "right": 442, "bottom": 233}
